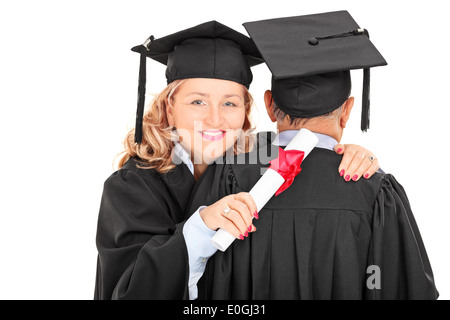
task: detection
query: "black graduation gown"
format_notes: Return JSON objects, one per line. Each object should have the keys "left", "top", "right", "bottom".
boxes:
{"left": 188, "top": 144, "right": 439, "bottom": 300}
{"left": 94, "top": 157, "right": 195, "bottom": 300}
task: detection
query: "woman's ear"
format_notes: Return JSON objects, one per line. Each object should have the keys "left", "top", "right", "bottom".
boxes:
{"left": 340, "top": 96, "right": 355, "bottom": 129}
{"left": 264, "top": 90, "right": 277, "bottom": 123}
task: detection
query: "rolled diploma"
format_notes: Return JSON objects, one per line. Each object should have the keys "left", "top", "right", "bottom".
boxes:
{"left": 210, "top": 128, "right": 319, "bottom": 251}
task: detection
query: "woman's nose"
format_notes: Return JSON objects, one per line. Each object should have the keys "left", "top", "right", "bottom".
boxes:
{"left": 204, "top": 105, "right": 224, "bottom": 127}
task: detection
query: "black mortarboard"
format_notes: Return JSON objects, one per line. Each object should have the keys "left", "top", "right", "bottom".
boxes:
{"left": 243, "top": 10, "right": 387, "bottom": 131}
{"left": 131, "top": 21, "right": 264, "bottom": 143}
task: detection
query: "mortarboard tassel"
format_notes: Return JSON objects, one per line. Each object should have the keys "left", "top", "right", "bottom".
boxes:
{"left": 134, "top": 36, "right": 154, "bottom": 144}
{"left": 361, "top": 68, "right": 370, "bottom": 131}
{"left": 361, "top": 29, "right": 370, "bottom": 132}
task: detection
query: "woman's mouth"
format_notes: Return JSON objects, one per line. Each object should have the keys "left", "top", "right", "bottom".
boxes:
{"left": 200, "top": 130, "right": 227, "bottom": 141}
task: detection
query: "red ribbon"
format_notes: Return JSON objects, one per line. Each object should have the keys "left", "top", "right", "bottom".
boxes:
{"left": 268, "top": 147, "right": 305, "bottom": 196}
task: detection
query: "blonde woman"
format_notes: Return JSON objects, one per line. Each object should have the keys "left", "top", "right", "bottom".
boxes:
{"left": 94, "top": 21, "right": 381, "bottom": 300}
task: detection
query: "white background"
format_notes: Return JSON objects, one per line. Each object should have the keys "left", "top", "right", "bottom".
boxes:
{"left": 0, "top": 0, "right": 448, "bottom": 300}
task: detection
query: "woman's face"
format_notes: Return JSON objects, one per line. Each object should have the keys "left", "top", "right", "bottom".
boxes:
{"left": 167, "top": 78, "right": 247, "bottom": 164}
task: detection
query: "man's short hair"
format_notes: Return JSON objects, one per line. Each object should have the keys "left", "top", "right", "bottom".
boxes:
{"left": 272, "top": 100, "right": 343, "bottom": 126}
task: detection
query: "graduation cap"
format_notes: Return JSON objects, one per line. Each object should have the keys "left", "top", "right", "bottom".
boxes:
{"left": 243, "top": 10, "right": 387, "bottom": 131}
{"left": 131, "top": 21, "right": 264, "bottom": 143}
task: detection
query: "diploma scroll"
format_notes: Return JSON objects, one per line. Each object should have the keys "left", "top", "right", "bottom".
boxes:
{"left": 210, "top": 128, "right": 319, "bottom": 251}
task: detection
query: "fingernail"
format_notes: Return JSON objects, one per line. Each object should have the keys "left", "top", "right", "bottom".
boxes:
{"left": 253, "top": 211, "right": 257, "bottom": 218}
{"left": 352, "top": 174, "right": 358, "bottom": 181}
{"left": 337, "top": 148, "right": 343, "bottom": 153}
{"left": 239, "top": 234, "right": 244, "bottom": 240}
{"left": 244, "top": 231, "right": 248, "bottom": 237}
{"left": 340, "top": 169, "right": 345, "bottom": 177}
{"left": 255, "top": 212, "right": 259, "bottom": 219}
{"left": 364, "top": 173, "right": 369, "bottom": 179}
{"left": 247, "top": 225, "right": 252, "bottom": 232}
{"left": 345, "top": 175, "right": 350, "bottom": 181}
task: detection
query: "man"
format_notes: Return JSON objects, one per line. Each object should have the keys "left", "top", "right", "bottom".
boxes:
{"left": 187, "top": 11, "right": 438, "bottom": 299}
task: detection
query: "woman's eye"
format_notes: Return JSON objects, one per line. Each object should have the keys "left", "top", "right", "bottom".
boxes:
{"left": 223, "top": 102, "right": 237, "bottom": 107}
{"left": 191, "top": 100, "right": 205, "bottom": 106}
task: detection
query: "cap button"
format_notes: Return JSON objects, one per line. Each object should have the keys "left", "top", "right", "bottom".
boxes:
{"left": 308, "top": 37, "right": 319, "bottom": 45}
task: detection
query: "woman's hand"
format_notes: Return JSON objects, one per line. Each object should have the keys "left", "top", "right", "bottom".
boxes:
{"left": 200, "top": 192, "right": 257, "bottom": 240}
{"left": 334, "top": 144, "right": 380, "bottom": 181}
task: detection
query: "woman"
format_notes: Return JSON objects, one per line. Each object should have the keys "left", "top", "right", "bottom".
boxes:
{"left": 94, "top": 21, "right": 380, "bottom": 300}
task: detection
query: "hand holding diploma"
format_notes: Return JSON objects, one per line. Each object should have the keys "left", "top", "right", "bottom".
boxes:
{"left": 210, "top": 128, "right": 319, "bottom": 251}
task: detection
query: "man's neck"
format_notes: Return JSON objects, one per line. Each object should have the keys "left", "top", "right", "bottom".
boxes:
{"left": 277, "top": 124, "right": 342, "bottom": 143}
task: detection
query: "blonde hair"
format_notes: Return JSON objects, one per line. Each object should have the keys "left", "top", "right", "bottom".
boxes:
{"left": 117, "top": 80, "right": 255, "bottom": 173}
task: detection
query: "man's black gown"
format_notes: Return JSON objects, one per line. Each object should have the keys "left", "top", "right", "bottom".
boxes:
{"left": 187, "top": 142, "right": 439, "bottom": 300}
{"left": 94, "top": 157, "right": 195, "bottom": 299}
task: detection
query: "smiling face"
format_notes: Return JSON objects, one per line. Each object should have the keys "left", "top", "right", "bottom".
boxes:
{"left": 166, "top": 78, "right": 247, "bottom": 164}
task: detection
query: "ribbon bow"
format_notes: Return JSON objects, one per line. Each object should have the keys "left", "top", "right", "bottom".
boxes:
{"left": 268, "top": 147, "right": 305, "bottom": 196}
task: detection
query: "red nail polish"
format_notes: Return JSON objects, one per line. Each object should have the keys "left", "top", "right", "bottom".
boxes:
{"left": 352, "top": 174, "right": 358, "bottom": 181}
{"left": 345, "top": 175, "right": 350, "bottom": 181}
{"left": 364, "top": 173, "right": 369, "bottom": 179}
{"left": 337, "top": 148, "right": 343, "bottom": 153}
{"left": 239, "top": 234, "right": 244, "bottom": 240}
{"left": 247, "top": 225, "right": 252, "bottom": 232}
{"left": 255, "top": 212, "right": 259, "bottom": 219}
{"left": 340, "top": 169, "right": 345, "bottom": 176}
{"left": 244, "top": 231, "right": 248, "bottom": 237}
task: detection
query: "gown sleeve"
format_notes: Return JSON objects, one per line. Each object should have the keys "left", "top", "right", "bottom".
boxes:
{"left": 94, "top": 168, "right": 189, "bottom": 300}
{"left": 365, "top": 174, "right": 439, "bottom": 300}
